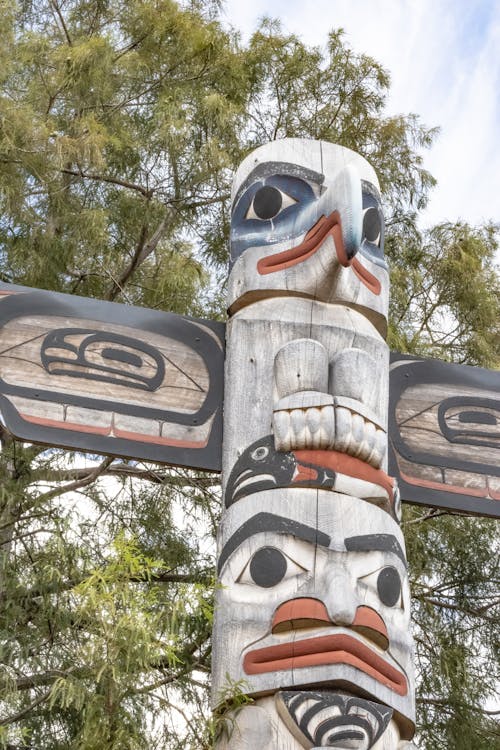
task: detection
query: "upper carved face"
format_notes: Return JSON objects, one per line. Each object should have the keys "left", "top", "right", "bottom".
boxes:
{"left": 212, "top": 491, "right": 415, "bottom": 739}
{"left": 228, "top": 139, "right": 389, "bottom": 333}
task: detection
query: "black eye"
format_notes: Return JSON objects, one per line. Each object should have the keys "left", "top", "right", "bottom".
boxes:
{"left": 251, "top": 446, "right": 269, "bottom": 461}
{"left": 253, "top": 186, "right": 282, "bottom": 219}
{"left": 377, "top": 566, "right": 401, "bottom": 607}
{"left": 249, "top": 547, "right": 287, "bottom": 587}
{"left": 363, "top": 207, "right": 381, "bottom": 245}
{"left": 246, "top": 186, "right": 297, "bottom": 221}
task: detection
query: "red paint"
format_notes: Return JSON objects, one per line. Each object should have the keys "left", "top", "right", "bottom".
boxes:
{"left": 352, "top": 606, "right": 389, "bottom": 649}
{"left": 293, "top": 464, "right": 318, "bottom": 483}
{"left": 400, "top": 468, "right": 495, "bottom": 500}
{"left": 19, "top": 412, "right": 208, "bottom": 449}
{"left": 243, "top": 633, "right": 408, "bottom": 695}
{"left": 113, "top": 426, "right": 208, "bottom": 449}
{"left": 255, "top": 211, "right": 382, "bottom": 295}
{"left": 352, "top": 257, "right": 381, "bottom": 295}
{"left": 293, "top": 448, "right": 394, "bottom": 500}
{"left": 272, "top": 600, "right": 388, "bottom": 648}
{"left": 256, "top": 212, "right": 346, "bottom": 275}
{"left": 272, "top": 598, "right": 330, "bottom": 631}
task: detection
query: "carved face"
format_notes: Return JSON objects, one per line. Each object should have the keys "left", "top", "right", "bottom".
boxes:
{"left": 212, "top": 491, "right": 415, "bottom": 738}
{"left": 228, "top": 139, "right": 389, "bottom": 333}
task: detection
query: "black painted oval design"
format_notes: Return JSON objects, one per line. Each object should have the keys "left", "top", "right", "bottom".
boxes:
{"left": 252, "top": 185, "right": 283, "bottom": 220}
{"left": 41, "top": 328, "right": 165, "bottom": 391}
{"left": 377, "top": 566, "right": 401, "bottom": 607}
{"left": 249, "top": 547, "right": 287, "bottom": 587}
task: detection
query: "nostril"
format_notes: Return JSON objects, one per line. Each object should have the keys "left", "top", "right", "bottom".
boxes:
{"left": 272, "top": 598, "right": 331, "bottom": 633}
{"left": 352, "top": 606, "right": 389, "bottom": 650}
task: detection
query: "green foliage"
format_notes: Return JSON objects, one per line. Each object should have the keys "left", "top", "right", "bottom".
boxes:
{"left": 0, "top": 1, "right": 498, "bottom": 748}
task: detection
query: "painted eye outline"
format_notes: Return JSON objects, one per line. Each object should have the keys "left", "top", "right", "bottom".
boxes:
{"left": 358, "top": 565, "right": 403, "bottom": 609}
{"left": 245, "top": 185, "right": 298, "bottom": 221}
{"left": 232, "top": 174, "right": 317, "bottom": 228}
{"left": 237, "top": 545, "right": 309, "bottom": 588}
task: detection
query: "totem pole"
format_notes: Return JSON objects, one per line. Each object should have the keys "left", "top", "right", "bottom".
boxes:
{"left": 212, "top": 139, "right": 417, "bottom": 749}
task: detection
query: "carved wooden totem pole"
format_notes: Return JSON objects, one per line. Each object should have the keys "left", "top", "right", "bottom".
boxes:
{"left": 213, "top": 139, "right": 417, "bottom": 749}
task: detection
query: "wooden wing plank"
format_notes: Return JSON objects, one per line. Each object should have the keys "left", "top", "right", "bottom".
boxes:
{"left": 389, "top": 353, "right": 500, "bottom": 516}
{"left": 0, "top": 282, "right": 224, "bottom": 471}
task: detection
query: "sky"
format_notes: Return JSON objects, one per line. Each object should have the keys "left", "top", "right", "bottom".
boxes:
{"left": 222, "top": 0, "right": 500, "bottom": 230}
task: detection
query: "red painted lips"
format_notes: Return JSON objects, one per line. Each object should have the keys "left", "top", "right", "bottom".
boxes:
{"left": 243, "top": 632, "right": 408, "bottom": 696}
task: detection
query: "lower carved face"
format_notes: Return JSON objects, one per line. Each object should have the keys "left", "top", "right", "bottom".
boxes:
{"left": 213, "top": 491, "right": 415, "bottom": 738}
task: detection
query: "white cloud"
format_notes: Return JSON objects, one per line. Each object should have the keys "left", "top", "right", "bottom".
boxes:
{"left": 223, "top": 0, "right": 500, "bottom": 230}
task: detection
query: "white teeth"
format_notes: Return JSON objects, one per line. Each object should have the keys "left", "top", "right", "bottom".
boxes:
{"left": 272, "top": 402, "right": 386, "bottom": 466}
{"left": 308, "top": 407, "right": 322, "bottom": 435}
{"left": 290, "top": 408, "right": 306, "bottom": 441}
{"left": 367, "top": 428, "right": 387, "bottom": 469}
{"left": 321, "top": 404, "right": 335, "bottom": 446}
{"left": 273, "top": 410, "right": 290, "bottom": 446}
{"left": 351, "top": 413, "right": 365, "bottom": 456}
{"left": 357, "top": 419, "right": 376, "bottom": 462}
{"left": 334, "top": 407, "right": 351, "bottom": 453}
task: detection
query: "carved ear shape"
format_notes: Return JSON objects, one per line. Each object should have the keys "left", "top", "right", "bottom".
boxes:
{"left": 331, "top": 164, "right": 363, "bottom": 262}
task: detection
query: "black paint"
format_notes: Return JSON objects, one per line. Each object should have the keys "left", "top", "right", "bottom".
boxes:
{"left": 277, "top": 690, "right": 393, "bottom": 749}
{"left": 377, "top": 566, "right": 401, "bottom": 607}
{"left": 249, "top": 547, "right": 287, "bottom": 587}
{"left": 0, "top": 282, "right": 224, "bottom": 471}
{"left": 217, "top": 513, "right": 330, "bottom": 574}
{"left": 438, "top": 396, "right": 499, "bottom": 448}
{"left": 458, "top": 410, "right": 496, "bottom": 425}
{"left": 345, "top": 534, "right": 407, "bottom": 567}
{"left": 224, "top": 434, "right": 337, "bottom": 507}
{"left": 389, "top": 353, "right": 500, "bottom": 518}
{"left": 41, "top": 329, "right": 165, "bottom": 390}
{"left": 252, "top": 186, "right": 283, "bottom": 220}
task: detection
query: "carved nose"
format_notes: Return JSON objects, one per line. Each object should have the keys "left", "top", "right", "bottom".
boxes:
{"left": 272, "top": 599, "right": 388, "bottom": 650}
{"left": 272, "top": 598, "right": 330, "bottom": 633}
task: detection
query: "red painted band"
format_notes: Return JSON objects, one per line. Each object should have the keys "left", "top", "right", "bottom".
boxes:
{"left": 243, "top": 633, "right": 407, "bottom": 695}
{"left": 293, "top": 448, "right": 394, "bottom": 500}
{"left": 399, "top": 468, "right": 497, "bottom": 500}
{"left": 256, "top": 212, "right": 346, "bottom": 275}
{"left": 352, "top": 257, "right": 381, "bottom": 295}
{"left": 19, "top": 412, "right": 208, "bottom": 449}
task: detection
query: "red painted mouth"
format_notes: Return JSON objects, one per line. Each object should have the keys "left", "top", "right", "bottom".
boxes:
{"left": 243, "top": 633, "right": 408, "bottom": 696}
{"left": 293, "top": 448, "right": 394, "bottom": 501}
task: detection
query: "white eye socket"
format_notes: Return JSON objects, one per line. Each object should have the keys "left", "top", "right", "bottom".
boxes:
{"left": 246, "top": 185, "right": 298, "bottom": 221}
{"left": 238, "top": 546, "right": 308, "bottom": 588}
{"left": 359, "top": 565, "right": 403, "bottom": 609}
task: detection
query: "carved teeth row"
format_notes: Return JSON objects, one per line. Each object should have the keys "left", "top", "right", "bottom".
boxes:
{"left": 273, "top": 405, "right": 386, "bottom": 468}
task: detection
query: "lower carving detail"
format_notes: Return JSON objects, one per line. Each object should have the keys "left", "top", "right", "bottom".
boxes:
{"left": 215, "top": 695, "right": 417, "bottom": 749}
{"left": 276, "top": 690, "right": 392, "bottom": 749}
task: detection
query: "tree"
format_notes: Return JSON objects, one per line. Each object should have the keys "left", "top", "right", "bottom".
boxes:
{"left": 0, "top": 2, "right": 498, "bottom": 747}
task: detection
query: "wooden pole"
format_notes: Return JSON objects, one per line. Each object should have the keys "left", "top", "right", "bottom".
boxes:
{"left": 213, "top": 139, "right": 417, "bottom": 749}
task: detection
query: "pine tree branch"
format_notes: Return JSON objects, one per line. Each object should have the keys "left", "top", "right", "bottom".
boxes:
{"left": 0, "top": 688, "right": 52, "bottom": 726}
{"left": 49, "top": 0, "right": 72, "bottom": 46}
{"left": 30, "top": 464, "right": 218, "bottom": 487}
{"left": 33, "top": 456, "right": 114, "bottom": 504}
{"left": 106, "top": 209, "right": 176, "bottom": 301}
{"left": 60, "top": 168, "right": 152, "bottom": 197}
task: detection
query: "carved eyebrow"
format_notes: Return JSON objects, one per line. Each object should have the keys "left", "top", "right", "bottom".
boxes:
{"left": 217, "top": 512, "right": 330, "bottom": 574}
{"left": 233, "top": 161, "right": 324, "bottom": 207}
{"left": 345, "top": 534, "right": 407, "bottom": 567}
